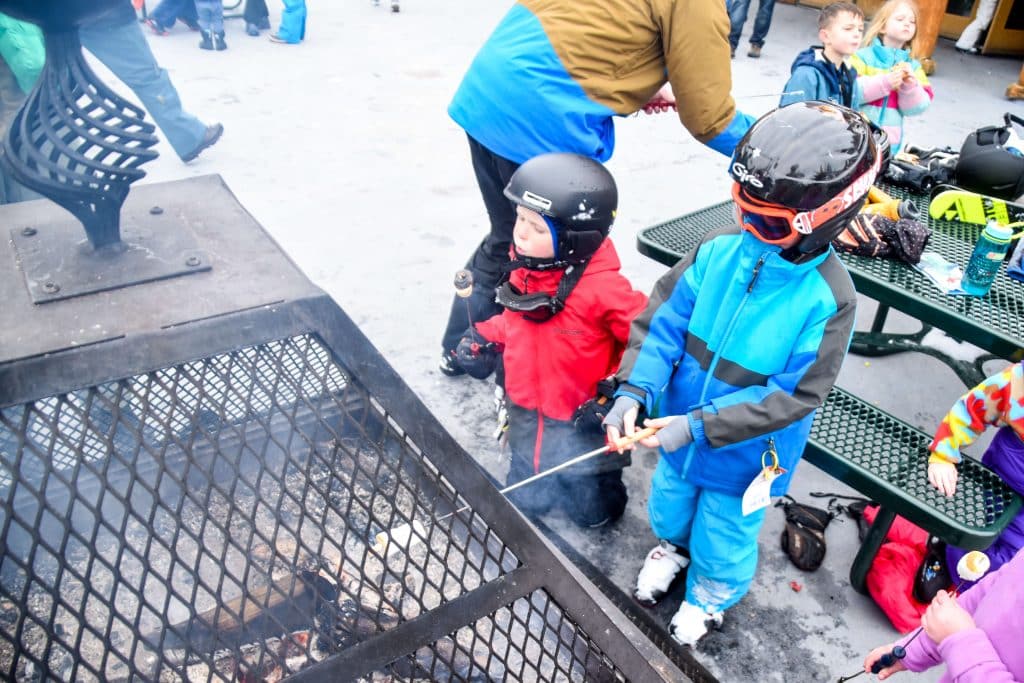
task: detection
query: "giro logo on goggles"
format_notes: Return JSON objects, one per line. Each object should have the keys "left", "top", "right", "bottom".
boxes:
{"left": 731, "top": 162, "right": 764, "bottom": 189}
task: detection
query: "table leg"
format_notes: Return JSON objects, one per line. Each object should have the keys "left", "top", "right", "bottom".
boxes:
{"left": 849, "top": 506, "right": 895, "bottom": 595}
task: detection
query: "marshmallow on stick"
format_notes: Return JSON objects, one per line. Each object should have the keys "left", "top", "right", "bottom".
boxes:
{"left": 373, "top": 520, "right": 428, "bottom": 557}
{"left": 956, "top": 550, "right": 991, "bottom": 583}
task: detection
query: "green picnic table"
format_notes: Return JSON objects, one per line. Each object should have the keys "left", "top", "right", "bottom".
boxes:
{"left": 635, "top": 187, "right": 1023, "bottom": 594}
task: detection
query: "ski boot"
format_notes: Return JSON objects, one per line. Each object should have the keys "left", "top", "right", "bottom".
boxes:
{"left": 634, "top": 540, "right": 689, "bottom": 607}
{"left": 669, "top": 601, "right": 723, "bottom": 647}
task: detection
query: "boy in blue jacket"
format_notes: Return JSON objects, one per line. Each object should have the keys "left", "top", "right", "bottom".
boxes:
{"left": 780, "top": 2, "right": 864, "bottom": 107}
{"left": 605, "top": 102, "right": 879, "bottom": 646}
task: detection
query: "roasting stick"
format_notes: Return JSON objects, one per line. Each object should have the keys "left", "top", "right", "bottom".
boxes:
{"left": 373, "top": 426, "right": 660, "bottom": 555}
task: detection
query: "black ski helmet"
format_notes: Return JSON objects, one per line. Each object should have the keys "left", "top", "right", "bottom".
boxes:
{"left": 956, "top": 114, "right": 1024, "bottom": 201}
{"left": 730, "top": 101, "right": 880, "bottom": 254}
{"left": 503, "top": 152, "right": 617, "bottom": 265}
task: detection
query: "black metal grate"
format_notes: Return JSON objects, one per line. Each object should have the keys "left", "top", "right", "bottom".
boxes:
{"left": 362, "top": 590, "right": 627, "bottom": 682}
{"left": 0, "top": 334, "right": 522, "bottom": 681}
{"left": 637, "top": 189, "right": 1024, "bottom": 354}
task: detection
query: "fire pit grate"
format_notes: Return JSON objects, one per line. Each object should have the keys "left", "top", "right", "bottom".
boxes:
{"left": 0, "top": 334, "right": 518, "bottom": 681}
{"left": 0, "top": 175, "right": 690, "bottom": 682}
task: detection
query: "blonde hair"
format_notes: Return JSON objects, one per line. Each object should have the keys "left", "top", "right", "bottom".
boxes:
{"left": 862, "top": 0, "right": 921, "bottom": 59}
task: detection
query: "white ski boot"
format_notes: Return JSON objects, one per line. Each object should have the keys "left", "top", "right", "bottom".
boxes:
{"left": 669, "top": 601, "right": 723, "bottom": 647}
{"left": 634, "top": 541, "right": 689, "bottom": 606}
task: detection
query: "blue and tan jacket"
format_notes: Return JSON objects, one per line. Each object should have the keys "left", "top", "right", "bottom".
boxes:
{"left": 616, "top": 228, "right": 856, "bottom": 496}
{"left": 448, "top": 0, "right": 752, "bottom": 164}
{"left": 850, "top": 39, "right": 933, "bottom": 152}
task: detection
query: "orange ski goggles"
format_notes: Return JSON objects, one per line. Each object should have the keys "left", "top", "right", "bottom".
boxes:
{"left": 732, "top": 153, "right": 881, "bottom": 245}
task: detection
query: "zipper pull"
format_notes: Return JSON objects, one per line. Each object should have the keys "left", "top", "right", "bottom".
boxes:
{"left": 747, "top": 254, "right": 767, "bottom": 293}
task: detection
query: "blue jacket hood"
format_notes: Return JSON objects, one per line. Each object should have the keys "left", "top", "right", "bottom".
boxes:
{"left": 788, "top": 46, "right": 855, "bottom": 107}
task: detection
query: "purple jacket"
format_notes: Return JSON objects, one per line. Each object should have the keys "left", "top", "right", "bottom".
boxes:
{"left": 900, "top": 546, "right": 1024, "bottom": 681}
{"left": 947, "top": 428, "right": 1024, "bottom": 590}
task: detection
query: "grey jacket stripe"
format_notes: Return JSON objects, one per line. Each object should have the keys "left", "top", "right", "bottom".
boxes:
{"left": 715, "top": 357, "right": 770, "bottom": 388}
{"left": 703, "top": 253, "right": 857, "bottom": 448}
{"left": 686, "top": 334, "right": 712, "bottom": 371}
{"left": 617, "top": 226, "right": 739, "bottom": 382}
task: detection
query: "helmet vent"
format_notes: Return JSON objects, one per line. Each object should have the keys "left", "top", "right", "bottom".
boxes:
{"left": 521, "top": 190, "right": 553, "bottom": 212}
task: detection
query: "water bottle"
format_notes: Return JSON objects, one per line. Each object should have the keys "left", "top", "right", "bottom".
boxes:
{"left": 961, "top": 220, "right": 1014, "bottom": 295}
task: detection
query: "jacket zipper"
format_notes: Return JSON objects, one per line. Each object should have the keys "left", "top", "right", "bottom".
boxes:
{"left": 682, "top": 253, "right": 769, "bottom": 479}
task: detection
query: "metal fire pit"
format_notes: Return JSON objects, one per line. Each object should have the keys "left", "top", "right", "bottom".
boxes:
{"left": 0, "top": 175, "right": 688, "bottom": 682}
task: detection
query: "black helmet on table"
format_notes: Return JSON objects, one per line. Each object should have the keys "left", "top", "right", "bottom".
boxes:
{"left": 729, "top": 101, "right": 880, "bottom": 257}
{"left": 503, "top": 152, "right": 617, "bottom": 267}
{"left": 956, "top": 113, "right": 1024, "bottom": 201}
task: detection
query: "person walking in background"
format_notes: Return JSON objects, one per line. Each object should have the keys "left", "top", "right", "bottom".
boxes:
{"left": 243, "top": 0, "right": 271, "bottom": 37}
{"left": 144, "top": 0, "right": 199, "bottom": 35}
{"left": 727, "top": 0, "right": 777, "bottom": 58}
{"left": 80, "top": 1, "right": 223, "bottom": 163}
{"left": 850, "top": 0, "right": 933, "bottom": 153}
{"left": 438, "top": 0, "right": 754, "bottom": 378}
{"left": 780, "top": 2, "right": 864, "bottom": 107}
{"left": 270, "top": 0, "right": 306, "bottom": 44}
{"left": 195, "top": 0, "right": 226, "bottom": 50}
{"left": 954, "top": 0, "right": 997, "bottom": 55}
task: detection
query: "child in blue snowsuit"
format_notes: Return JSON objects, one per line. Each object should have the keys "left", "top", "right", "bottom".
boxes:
{"left": 605, "top": 101, "right": 879, "bottom": 646}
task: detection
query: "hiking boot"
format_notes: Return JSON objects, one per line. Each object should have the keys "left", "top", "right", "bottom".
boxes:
{"left": 669, "top": 601, "right": 723, "bottom": 647}
{"left": 214, "top": 31, "right": 227, "bottom": 51}
{"left": 181, "top": 123, "right": 224, "bottom": 162}
{"left": 634, "top": 541, "right": 689, "bottom": 607}
{"left": 438, "top": 351, "right": 466, "bottom": 377}
{"left": 199, "top": 30, "right": 214, "bottom": 50}
{"left": 748, "top": 44, "right": 762, "bottom": 58}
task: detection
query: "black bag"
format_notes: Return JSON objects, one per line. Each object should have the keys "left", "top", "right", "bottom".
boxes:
{"left": 777, "top": 496, "right": 834, "bottom": 572}
{"left": 913, "top": 536, "right": 952, "bottom": 603}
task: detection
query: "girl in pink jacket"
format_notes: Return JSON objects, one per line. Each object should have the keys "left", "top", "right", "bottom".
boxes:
{"left": 863, "top": 547, "right": 1024, "bottom": 681}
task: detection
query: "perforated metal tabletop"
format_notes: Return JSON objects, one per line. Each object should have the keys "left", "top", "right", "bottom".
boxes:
{"left": 637, "top": 187, "right": 1024, "bottom": 360}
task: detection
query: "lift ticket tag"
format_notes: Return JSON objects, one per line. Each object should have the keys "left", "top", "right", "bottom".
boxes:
{"left": 742, "top": 446, "right": 786, "bottom": 516}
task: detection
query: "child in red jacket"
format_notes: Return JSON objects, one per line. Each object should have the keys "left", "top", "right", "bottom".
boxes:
{"left": 452, "top": 153, "right": 648, "bottom": 528}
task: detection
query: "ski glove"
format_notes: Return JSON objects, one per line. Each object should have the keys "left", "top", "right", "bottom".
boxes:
{"left": 601, "top": 395, "right": 641, "bottom": 436}
{"left": 454, "top": 334, "right": 501, "bottom": 380}
{"left": 573, "top": 378, "right": 617, "bottom": 434}
{"left": 654, "top": 416, "right": 693, "bottom": 452}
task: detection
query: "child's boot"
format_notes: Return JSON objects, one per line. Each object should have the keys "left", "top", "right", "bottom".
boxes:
{"left": 199, "top": 30, "right": 214, "bottom": 50}
{"left": 634, "top": 540, "right": 689, "bottom": 606}
{"left": 214, "top": 31, "right": 227, "bottom": 51}
{"left": 668, "top": 601, "right": 723, "bottom": 647}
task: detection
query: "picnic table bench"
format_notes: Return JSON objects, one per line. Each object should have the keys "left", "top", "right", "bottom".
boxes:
{"left": 635, "top": 191, "right": 1023, "bottom": 594}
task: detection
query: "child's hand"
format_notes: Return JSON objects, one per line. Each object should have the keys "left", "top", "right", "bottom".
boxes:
{"left": 602, "top": 396, "right": 641, "bottom": 451}
{"left": 887, "top": 68, "right": 904, "bottom": 90}
{"left": 638, "top": 416, "right": 692, "bottom": 451}
{"left": 863, "top": 643, "right": 908, "bottom": 680}
{"left": 922, "top": 590, "right": 975, "bottom": 643}
{"left": 928, "top": 461, "right": 958, "bottom": 497}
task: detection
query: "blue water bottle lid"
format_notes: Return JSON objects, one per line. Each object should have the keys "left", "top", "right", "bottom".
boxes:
{"left": 985, "top": 222, "right": 1014, "bottom": 243}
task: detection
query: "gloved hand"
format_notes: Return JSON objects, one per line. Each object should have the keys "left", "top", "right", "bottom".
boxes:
{"left": 572, "top": 378, "right": 617, "bottom": 434}
{"left": 643, "top": 415, "right": 693, "bottom": 452}
{"left": 602, "top": 395, "right": 641, "bottom": 449}
{"left": 454, "top": 333, "right": 501, "bottom": 380}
